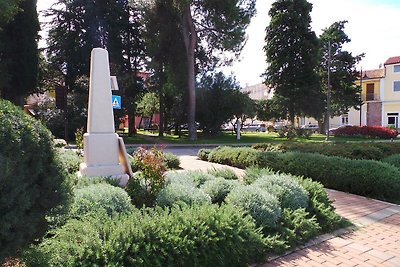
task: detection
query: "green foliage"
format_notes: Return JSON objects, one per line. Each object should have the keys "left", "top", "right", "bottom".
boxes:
{"left": 0, "top": 0, "right": 21, "bottom": 29}
{"left": 136, "top": 92, "right": 160, "bottom": 117}
{"left": 382, "top": 154, "right": 400, "bottom": 168}
{"left": 0, "top": 0, "right": 39, "bottom": 106}
{"left": 156, "top": 183, "right": 212, "bottom": 207}
{"left": 262, "top": 151, "right": 400, "bottom": 203}
{"left": 58, "top": 149, "right": 82, "bottom": 174}
{"left": 244, "top": 167, "right": 275, "bottom": 184}
{"left": 0, "top": 100, "right": 71, "bottom": 260}
{"left": 207, "top": 146, "right": 265, "bottom": 168}
{"left": 200, "top": 178, "right": 240, "bottom": 204}
{"left": 265, "top": 0, "right": 322, "bottom": 122}
{"left": 252, "top": 174, "right": 309, "bottom": 210}
{"left": 74, "top": 127, "right": 84, "bottom": 149}
{"left": 207, "top": 167, "right": 239, "bottom": 180}
{"left": 196, "top": 72, "right": 254, "bottom": 135}
{"left": 252, "top": 142, "right": 400, "bottom": 160}
{"left": 26, "top": 205, "right": 268, "bottom": 267}
{"left": 318, "top": 21, "right": 363, "bottom": 122}
{"left": 226, "top": 186, "right": 281, "bottom": 229}
{"left": 296, "top": 177, "right": 343, "bottom": 231}
{"left": 163, "top": 152, "right": 180, "bottom": 169}
{"left": 71, "top": 183, "right": 132, "bottom": 219}
{"left": 197, "top": 148, "right": 212, "bottom": 161}
{"left": 279, "top": 208, "right": 321, "bottom": 246}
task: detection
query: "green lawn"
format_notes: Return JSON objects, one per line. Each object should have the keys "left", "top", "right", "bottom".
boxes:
{"left": 122, "top": 130, "right": 385, "bottom": 145}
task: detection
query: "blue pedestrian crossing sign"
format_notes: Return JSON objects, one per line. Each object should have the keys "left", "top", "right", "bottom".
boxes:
{"left": 112, "top": 95, "right": 121, "bottom": 109}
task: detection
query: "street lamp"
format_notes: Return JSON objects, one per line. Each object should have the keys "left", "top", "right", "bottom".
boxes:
{"left": 326, "top": 41, "right": 338, "bottom": 141}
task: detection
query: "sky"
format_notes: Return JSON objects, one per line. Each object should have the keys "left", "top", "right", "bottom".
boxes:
{"left": 37, "top": 0, "right": 400, "bottom": 86}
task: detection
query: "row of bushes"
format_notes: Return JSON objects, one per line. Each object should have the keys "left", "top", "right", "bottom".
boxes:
{"left": 201, "top": 147, "right": 400, "bottom": 203}
{"left": 23, "top": 167, "right": 343, "bottom": 266}
{"left": 252, "top": 142, "right": 400, "bottom": 160}
{"left": 24, "top": 204, "right": 268, "bottom": 267}
{"left": 332, "top": 125, "right": 398, "bottom": 139}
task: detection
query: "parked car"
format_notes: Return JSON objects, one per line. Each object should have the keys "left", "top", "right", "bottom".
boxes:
{"left": 300, "top": 124, "right": 320, "bottom": 133}
{"left": 242, "top": 124, "right": 266, "bottom": 132}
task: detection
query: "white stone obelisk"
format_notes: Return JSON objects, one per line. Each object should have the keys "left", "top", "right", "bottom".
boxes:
{"left": 78, "top": 48, "right": 129, "bottom": 185}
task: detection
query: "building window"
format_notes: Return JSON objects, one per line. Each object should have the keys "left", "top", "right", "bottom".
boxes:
{"left": 394, "top": 65, "right": 400, "bottom": 73}
{"left": 387, "top": 113, "right": 399, "bottom": 128}
{"left": 341, "top": 114, "right": 349, "bottom": 125}
{"left": 394, "top": 81, "right": 400, "bottom": 92}
{"left": 366, "top": 83, "right": 374, "bottom": 100}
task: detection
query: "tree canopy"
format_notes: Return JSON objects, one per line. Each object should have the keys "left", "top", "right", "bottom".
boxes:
{"left": 0, "top": 0, "right": 39, "bottom": 106}
{"left": 317, "top": 21, "right": 363, "bottom": 126}
{"left": 139, "top": 0, "right": 256, "bottom": 140}
{"left": 264, "top": 0, "right": 322, "bottom": 123}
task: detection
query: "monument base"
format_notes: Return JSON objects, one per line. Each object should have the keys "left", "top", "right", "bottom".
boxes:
{"left": 78, "top": 163, "right": 129, "bottom": 186}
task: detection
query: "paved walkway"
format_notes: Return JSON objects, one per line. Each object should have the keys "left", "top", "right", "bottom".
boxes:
{"left": 178, "top": 155, "right": 400, "bottom": 267}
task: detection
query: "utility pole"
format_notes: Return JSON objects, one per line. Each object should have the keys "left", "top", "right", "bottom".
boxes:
{"left": 359, "top": 68, "right": 363, "bottom": 126}
{"left": 326, "top": 41, "right": 332, "bottom": 141}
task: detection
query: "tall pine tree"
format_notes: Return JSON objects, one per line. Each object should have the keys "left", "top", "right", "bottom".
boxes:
{"left": 0, "top": 0, "right": 39, "bottom": 106}
{"left": 264, "top": 0, "right": 322, "bottom": 124}
{"left": 317, "top": 21, "right": 363, "bottom": 128}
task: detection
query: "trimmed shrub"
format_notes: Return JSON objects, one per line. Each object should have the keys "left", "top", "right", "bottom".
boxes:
{"left": 207, "top": 146, "right": 265, "bottom": 168}
{"left": 58, "top": 149, "right": 82, "bottom": 174}
{"left": 244, "top": 167, "right": 275, "bottom": 184}
{"left": 225, "top": 186, "right": 281, "bottom": 229}
{"left": 200, "top": 178, "right": 240, "bottom": 204}
{"left": 71, "top": 183, "right": 132, "bottom": 218}
{"left": 0, "top": 99, "right": 71, "bottom": 260}
{"left": 296, "top": 177, "right": 343, "bottom": 231}
{"left": 156, "top": 183, "right": 212, "bottom": 207}
{"left": 382, "top": 154, "right": 400, "bottom": 169}
{"left": 163, "top": 152, "right": 180, "bottom": 169}
{"left": 253, "top": 142, "right": 391, "bottom": 160}
{"left": 332, "top": 125, "right": 397, "bottom": 139}
{"left": 261, "top": 151, "right": 400, "bottom": 203}
{"left": 197, "top": 148, "right": 212, "bottom": 161}
{"left": 279, "top": 208, "right": 321, "bottom": 246}
{"left": 252, "top": 174, "right": 309, "bottom": 210}
{"left": 207, "top": 146, "right": 400, "bottom": 203}
{"left": 207, "top": 167, "right": 239, "bottom": 180}
{"left": 26, "top": 205, "right": 269, "bottom": 267}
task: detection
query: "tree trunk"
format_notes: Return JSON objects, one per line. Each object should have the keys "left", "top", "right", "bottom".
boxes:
{"left": 182, "top": 5, "right": 197, "bottom": 141}
{"left": 159, "top": 91, "right": 164, "bottom": 136}
{"left": 128, "top": 113, "right": 137, "bottom": 136}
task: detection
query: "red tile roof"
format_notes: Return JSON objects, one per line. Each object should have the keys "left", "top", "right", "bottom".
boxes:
{"left": 361, "top": 69, "right": 384, "bottom": 79}
{"left": 384, "top": 56, "right": 400, "bottom": 65}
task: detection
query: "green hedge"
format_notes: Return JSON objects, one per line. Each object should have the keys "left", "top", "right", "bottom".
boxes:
{"left": 252, "top": 142, "right": 400, "bottom": 160}
{"left": 207, "top": 146, "right": 265, "bottom": 168}
{"left": 382, "top": 154, "right": 400, "bottom": 169}
{"left": 207, "top": 146, "right": 400, "bottom": 203}
{"left": 0, "top": 99, "right": 71, "bottom": 260}
{"left": 25, "top": 205, "right": 268, "bottom": 267}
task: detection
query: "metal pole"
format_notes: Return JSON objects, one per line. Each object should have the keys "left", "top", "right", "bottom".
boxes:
{"left": 326, "top": 41, "right": 331, "bottom": 140}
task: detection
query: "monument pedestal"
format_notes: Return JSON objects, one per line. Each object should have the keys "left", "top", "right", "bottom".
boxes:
{"left": 78, "top": 133, "right": 129, "bottom": 185}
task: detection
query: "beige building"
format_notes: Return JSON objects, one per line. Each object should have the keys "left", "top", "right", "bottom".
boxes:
{"left": 241, "top": 83, "right": 273, "bottom": 100}
{"left": 243, "top": 56, "right": 400, "bottom": 130}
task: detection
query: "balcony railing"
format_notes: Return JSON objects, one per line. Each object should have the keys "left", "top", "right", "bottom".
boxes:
{"left": 361, "top": 93, "right": 380, "bottom": 101}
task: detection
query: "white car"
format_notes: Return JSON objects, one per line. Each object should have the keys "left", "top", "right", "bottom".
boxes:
{"left": 242, "top": 124, "right": 266, "bottom": 132}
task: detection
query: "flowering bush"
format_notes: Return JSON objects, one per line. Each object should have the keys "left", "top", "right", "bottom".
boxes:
{"left": 126, "top": 146, "right": 167, "bottom": 207}
{"left": 332, "top": 126, "right": 397, "bottom": 139}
